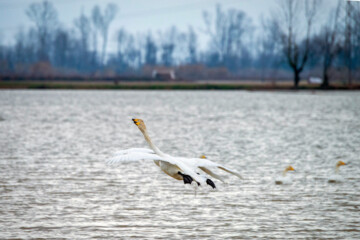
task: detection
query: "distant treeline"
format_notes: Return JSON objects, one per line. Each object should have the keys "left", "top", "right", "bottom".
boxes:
{"left": 0, "top": 0, "right": 359, "bottom": 88}
{"left": 0, "top": 74, "right": 153, "bottom": 82}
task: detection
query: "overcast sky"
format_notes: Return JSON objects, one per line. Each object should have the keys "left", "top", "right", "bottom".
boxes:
{"left": 0, "top": 0, "right": 337, "bottom": 51}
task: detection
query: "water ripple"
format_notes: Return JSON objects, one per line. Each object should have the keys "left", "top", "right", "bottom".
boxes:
{"left": 0, "top": 90, "right": 359, "bottom": 239}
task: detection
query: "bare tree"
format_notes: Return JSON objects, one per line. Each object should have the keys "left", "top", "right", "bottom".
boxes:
{"left": 92, "top": 3, "right": 118, "bottom": 65}
{"left": 352, "top": 3, "right": 360, "bottom": 78}
{"left": 344, "top": 1, "right": 352, "bottom": 85}
{"left": 53, "top": 29, "right": 69, "bottom": 68}
{"left": 313, "top": 1, "right": 341, "bottom": 87}
{"left": 74, "top": 11, "right": 91, "bottom": 70}
{"left": 125, "top": 35, "right": 142, "bottom": 70}
{"left": 14, "top": 28, "right": 27, "bottom": 65}
{"left": 203, "top": 4, "right": 252, "bottom": 70}
{"left": 116, "top": 29, "right": 127, "bottom": 55}
{"left": 26, "top": 0, "right": 58, "bottom": 61}
{"left": 144, "top": 34, "right": 157, "bottom": 65}
{"left": 187, "top": 27, "right": 198, "bottom": 64}
{"left": 275, "top": 0, "right": 320, "bottom": 87}
{"left": 257, "top": 17, "right": 282, "bottom": 82}
{"left": 342, "top": 1, "right": 360, "bottom": 85}
{"left": 111, "top": 29, "right": 141, "bottom": 71}
{"left": 159, "top": 26, "right": 179, "bottom": 66}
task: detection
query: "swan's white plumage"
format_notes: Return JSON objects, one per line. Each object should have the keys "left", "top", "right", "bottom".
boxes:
{"left": 275, "top": 176, "right": 292, "bottom": 185}
{"left": 328, "top": 174, "right": 343, "bottom": 183}
{"left": 107, "top": 118, "right": 242, "bottom": 188}
{"left": 107, "top": 149, "right": 242, "bottom": 183}
{"left": 107, "top": 151, "right": 166, "bottom": 164}
{"left": 181, "top": 157, "right": 220, "bottom": 168}
{"left": 182, "top": 157, "right": 243, "bottom": 179}
{"left": 114, "top": 148, "right": 155, "bottom": 156}
{"left": 107, "top": 150, "right": 224, "bottom": 185}
{"left": 275, "top": 166, "right": 295, "bottom": 185}
{"left": 107, "top": 149, "right": 207, "bottom": 184}
{"left": 328, "top": 161, "right": 346, "bottom": 183}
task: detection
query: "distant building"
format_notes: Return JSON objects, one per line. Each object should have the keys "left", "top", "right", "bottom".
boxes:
{"left": 152, "top": 69, "right": 176, "bottom": 81}
{"left": 308, "top": 77, "right": 322, "bottom": 84}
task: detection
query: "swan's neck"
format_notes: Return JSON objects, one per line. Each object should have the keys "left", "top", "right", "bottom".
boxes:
{"left": 335, "top": 166, "right": 340, "bottom": 174}
{"left": 282, "top": 169, "right": 288, "bottom": 177}
{"left": 141, "top": 129, "right": 165, "bottom": 157}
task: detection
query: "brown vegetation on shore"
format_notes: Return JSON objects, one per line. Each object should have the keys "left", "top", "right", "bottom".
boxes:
{"left": 1, "top": 80, "right": 359, "bottom": 90}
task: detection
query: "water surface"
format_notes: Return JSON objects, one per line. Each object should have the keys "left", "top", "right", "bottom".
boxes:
{"left": 0, "top": 90, "right": 359, "bottom": 239}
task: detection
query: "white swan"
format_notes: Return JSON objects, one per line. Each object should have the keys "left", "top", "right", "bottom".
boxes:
{"left": 275, "top": 165, "right": 295, "bottom": 185}
{"left": 328, "top": 161, "right": 346, "bottom": 183}
{"left": 107, "top": 118, "right": 243, "bottom": 188}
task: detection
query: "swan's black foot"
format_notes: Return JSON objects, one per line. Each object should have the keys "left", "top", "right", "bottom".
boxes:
{"left": 206, "top": 179, "right": 216, "bottom": 189}
{"left": 178, "top": 171, "right": 200, "bottom": 186}
{"left": 183, "top": 174, "right": 193, "bottom": 185}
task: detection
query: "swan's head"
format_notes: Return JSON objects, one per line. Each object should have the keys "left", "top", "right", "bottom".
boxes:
{"left": 285, "top": 165, "right": 295, "bottom": 172}
{"left": 336, "top": 161, "right": 346, "bottom": 167}
{"left": 132, "top": 118, "right": 146, "bottom": 132}
{"left": 200, "top": 155, "right": 206, "bottom": 159}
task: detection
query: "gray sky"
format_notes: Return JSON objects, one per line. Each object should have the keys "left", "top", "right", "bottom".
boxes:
{"left": 0, "top": 0, "right": 336, "bottom": 51}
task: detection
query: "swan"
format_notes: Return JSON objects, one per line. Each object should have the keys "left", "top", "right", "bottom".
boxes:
{"left": 328, "top": 161, "right": 346, "bottom": 183}
{"left": 275, "top": 165, "right": 295, "bottom": 185}
{"left": 107, "top": 118, "right": 243, "bottom": 188}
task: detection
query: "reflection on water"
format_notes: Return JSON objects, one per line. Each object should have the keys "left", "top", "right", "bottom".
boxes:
{"left": 0, "top": 90, "right": 359, "bottom": 239}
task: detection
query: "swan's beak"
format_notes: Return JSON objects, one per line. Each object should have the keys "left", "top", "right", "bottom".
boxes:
{"left": 289, "top": 166, "right": 295, "bottom": 171}
{"left": 132, "top": 118, "right": 140, "bottom": 126}
{"left": 340, "top": 161, "right": 346, "bottom": 166}
{"left": 200, "top": 155, "right": 206, "bottom": 159}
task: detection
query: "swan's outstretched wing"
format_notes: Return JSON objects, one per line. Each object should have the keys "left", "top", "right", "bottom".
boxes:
{"left": 107, "top": 151, "right": 207, "bottom": 185}
{"left": 182, "top": 157, "right": 243, "bottom": 180}
{"left": 168, "top": 157, "right": 207, "bottom": 185}
{"left": 107, "top": 151, "right": 167, "bottom": 164}
{"left": 114, "top": 148, "right": 154, "bottom": 156}
{"left": 107, "top": 151, "right": 195, "bottom": 176}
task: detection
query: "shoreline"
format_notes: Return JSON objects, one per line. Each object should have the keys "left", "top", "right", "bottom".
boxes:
{"left": 0, "top": 80, "right": 359, "bottom": 90}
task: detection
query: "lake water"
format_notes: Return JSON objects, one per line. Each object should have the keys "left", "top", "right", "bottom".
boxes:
{"left": 0, "top": 90, "right": 359, "bottom": 239}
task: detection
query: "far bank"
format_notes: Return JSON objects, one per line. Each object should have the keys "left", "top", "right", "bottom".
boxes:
{"left": 0, "top": 80, "right": 359, "bottom": 90}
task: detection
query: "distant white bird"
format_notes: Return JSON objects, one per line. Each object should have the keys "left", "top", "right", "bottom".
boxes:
{"left": 328, "top": 161, "right": 346, "bottom": 183}
{"left": 107, "top": 118, "right": 243, "bottom": 188}
{"left": 275, "top": 165, "right": 295, "bottom": 185}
